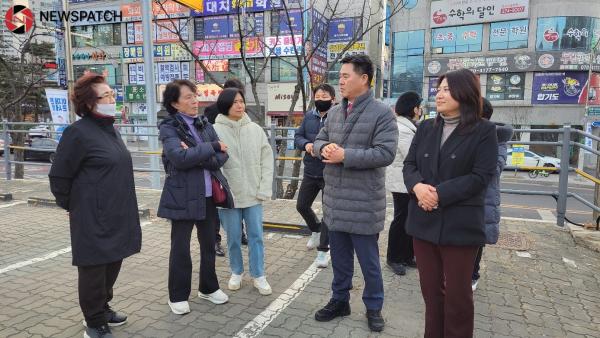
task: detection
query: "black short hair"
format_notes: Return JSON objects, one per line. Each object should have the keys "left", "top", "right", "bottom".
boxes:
{"left": 163, "top": 79, "right": 197, "bottom": 115}
{"left": 313, "top": 83, "right": 335, "bottom": 98}
{"left": 223, "top": 78, "right": 245, "bottom": 92}
{"left": 217, "top": 88, "right": 245, "bottom": 116}
{"left": 395, "top": 91, "right": 422, "bottom": 119}
{"left": 482, "top": 98, "right": 493, "bottom": 120}
{"left": 341, "top": 54, "right": 374, "bottom": 86}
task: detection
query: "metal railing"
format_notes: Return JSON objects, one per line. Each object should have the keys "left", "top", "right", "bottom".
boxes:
{"left": 3, "top": 121, "right": 599, "bottom": 228}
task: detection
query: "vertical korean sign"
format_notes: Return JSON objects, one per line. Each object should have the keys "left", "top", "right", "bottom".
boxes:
{"left": 45, "top": 89, "right": 70, "bottom": 124}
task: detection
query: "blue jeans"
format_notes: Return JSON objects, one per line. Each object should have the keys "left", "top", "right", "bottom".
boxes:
{"left": 329, "top": 231, "right": 384, "bottom": 310}
{"left": 219, "top": 204, "right": 265, "bottom": 278}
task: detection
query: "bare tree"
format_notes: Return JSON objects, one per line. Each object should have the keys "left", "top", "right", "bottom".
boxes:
{"left": 0, "top": 24, "right": 57, "bottom": 179}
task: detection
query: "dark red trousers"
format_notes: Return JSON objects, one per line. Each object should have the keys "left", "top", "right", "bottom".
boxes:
{"left": 413, "top": 238, "right": 479, "bottom": 338}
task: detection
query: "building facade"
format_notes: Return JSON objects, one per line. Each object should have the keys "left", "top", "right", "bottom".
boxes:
{"left": 387, "top": 0, "right": 600, "bottom": 130}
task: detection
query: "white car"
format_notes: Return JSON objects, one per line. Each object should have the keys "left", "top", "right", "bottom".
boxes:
{"left": 0, "top": 134, "right": 13, "bottom": 155}
{"left": 28, "top": 125, "right": 51, "bottom": 138}
{"left": 506, "top": 148, "right": 561, "bottom": 170}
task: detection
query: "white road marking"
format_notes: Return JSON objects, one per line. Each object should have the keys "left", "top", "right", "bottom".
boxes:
{"left": 537, "top": 209, "right": 557, "bottom": 222}
{"left": 0, "top": 201, "right": 26, "bottom": 208}
{"left": 0, "top": 221, "right": 153, "bottom": 275}
{"left": 234, "top": 260, "right": 325, "bottom": 338}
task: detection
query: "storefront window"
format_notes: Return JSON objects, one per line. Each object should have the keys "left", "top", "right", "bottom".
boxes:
{"left": 431, "top": 24, "right": 482, "bottom": 54}
{"left": 536, "top": 16, "right": 599, "bottom": 51}
{"left": 489, "top": 19, "right": 529, "bottom": 50}
{"left": 72, "top": 24, "right": 121, "bottom": 47}
{"left": 271, "top": 57, "right": 297, "bottom": 82}
{"left": 74, "top": 64, "right": 122, "bottom": 86}
{"left": 391, "top": 30, "right": 424, "bottom": 98}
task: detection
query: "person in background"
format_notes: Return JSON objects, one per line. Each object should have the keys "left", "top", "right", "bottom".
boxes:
{"left": 213, "top": 88, "right": 274, "bottom": 295}
{"left": 403, "top": 69, "right": 498, "bottom": 338}
{"left": 295, "top": 83, "right": 336, "bottom": 268}
{"left": 312, "top": 55, "right": 398, "bottom": 332}
{"left": 204, "top": 78, "right": 248, "bottom": 256}
{"left": 158, "top": 80, "right": 232, "bottom": 315}
{"left": 471, "top": 98, "right": 514, "bottom": 291}
{"left": 49, "top": 73, "right": 142, "bottom": 338}
{"left": 385, "top": 91, "right": 422, "bottom": 276}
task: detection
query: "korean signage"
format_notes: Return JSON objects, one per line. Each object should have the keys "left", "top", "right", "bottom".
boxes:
{"left": 511, "top": 145, "right": 525, "bottom": 166}
{"left": 274, "top": 9, "right": 302, "bottom": 35}
{"left": 265, "top": 35, "right": 303, "bottom": 56}
{"left": 430, "top": 0, "right": 529, "bottom": 27}
{"left": 425, "top": 51, "right": 600, "bottom": 76}
{"left": 427, "top": 77, "right": 438, "bottom": 102}
{"left": 121, "top": 1, "right": 189, "bottom": 21}
{"left": 489, "top": 19, "right": 528, "bottom": 50}
{"left": 191, "top": 0, "right": 282, "bottom": 16}
{"left": 431, "top": 24, "right": 483, "bottom": 52}
{"left": 328, "top": 18, "right": 359, "bottom": 42}
{"left": 195, "top": 60, "right": 229, "bottom": 82}
{"left": 192, "top": 38, "right": 261, "bottom": 59}
{"left": 128, "top": 62, "right": 190, "bottom": 85}
{"left": 194, "top": 13, "right": 264, "bottom": 39}
{"left": 203, "top": 15, "right": 230, "bottom": 39}
{"left": 486, "top": 73, "right": 525, "bottom": 101}
{"left": 126, "top": 19, "right": 189, "bottom": 44}
{"left": 536, "top": 16, "right": 599, "bottom": 51}
{"left": 267, "top": 83, "right": 303, "bottom": 112}
{"left": 125, "top": 85, "right": 147, "bottom": 102}
{"left": 197, "top": 84, "right": 223, "bottom": 102}
{"left": 327, "top": 41, "right": 367, "bottom": 62}
{"left": 531, "top": 72, "right": 588, "bottom": 104}
{"left": 122, "top": 43, "right": 192, "bottom": 62}
{"left": 45, "top": 88, "right": 70, "bottom": 124}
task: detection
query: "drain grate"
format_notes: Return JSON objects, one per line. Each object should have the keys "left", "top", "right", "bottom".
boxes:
{"left": 493, "top": 231, "right": 532, "bottom": 250}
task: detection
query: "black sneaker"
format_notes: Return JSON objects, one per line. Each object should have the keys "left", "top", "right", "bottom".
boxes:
{"left": 215, "top": 242, "right": 225, "bottom": 257}
{"left": 241, "top": 232, "right": 248, "bottom": 246}
{"left": 315, "top": 299, "right": 351, "bottom": 322}
{"left": 84, "top": 324, "right": 114, "bottom": 338}
{"left": 83, "top": 310, "right": 127, "bottom": 328}
{"left": 403, "top": 257, "right": 417, "bottom": 268}
{"left": 387, "top": 261, "right": 406, "bottom": 276}
{"left": 366, "top": 309, "right": 385, "bottom": 332}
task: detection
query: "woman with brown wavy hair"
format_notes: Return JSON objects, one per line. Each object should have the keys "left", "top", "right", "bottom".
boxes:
{"left": 403, "top": 68, "right": 498, "bottom": 338}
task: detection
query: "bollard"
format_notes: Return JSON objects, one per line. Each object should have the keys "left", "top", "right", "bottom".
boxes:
{"left": 556, "top": 125, "right": 571, "bottom": 226}
{"left": 3, "top": 123, "right": 11, "bottom": 180}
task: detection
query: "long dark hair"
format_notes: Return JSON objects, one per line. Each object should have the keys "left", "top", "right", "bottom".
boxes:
{"left": 435, "top": 68, "right": 482, "bottom": 132}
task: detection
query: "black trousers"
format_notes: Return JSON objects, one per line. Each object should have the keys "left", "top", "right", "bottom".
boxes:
{"left": 78, "top": 260, "right": 123, "bottom": 328}
{"left": 169, "top": 198, "right": 219, "bottom": 302}
{"left": 472, "top": 246, "right": 484, "bottom": 280}
{"left": 386, "top": 192, "right": 414, "bottom": 263}
{"left": 215, "top": 211, "right": 221, "bottom": 243}
{"left": 296, "top": 175, "right": 329, "bottom": 252}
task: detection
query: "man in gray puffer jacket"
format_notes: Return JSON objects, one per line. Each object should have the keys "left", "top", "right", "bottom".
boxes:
{"left": 312, "top": 55, "right": 398, "bottom": 332}
{"left": 472, "top": 99, "right": 514, "bottom": 291}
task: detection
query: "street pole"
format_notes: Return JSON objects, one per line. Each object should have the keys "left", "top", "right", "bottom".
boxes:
{"left": 587, "top": 39, "right": 600, "bottom": 221}
{"left": 62, "top": 0, "right": 75, "bottom": 123}
{"left": 141, "top": 0, "right": 161, "bottom": 189}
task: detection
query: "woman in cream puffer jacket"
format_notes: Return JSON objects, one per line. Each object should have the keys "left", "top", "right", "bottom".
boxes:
{"left": 213, "top": 88, "right": 274, "bottom": 296}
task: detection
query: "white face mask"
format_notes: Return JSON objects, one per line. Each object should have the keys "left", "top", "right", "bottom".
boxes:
{"left": 96, "top": 103, "right": 117, "bottom": 117}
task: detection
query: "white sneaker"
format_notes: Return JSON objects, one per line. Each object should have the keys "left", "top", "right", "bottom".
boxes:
{"left": 315, "top": 251, "right": 329, "bottom": 268}
{"left": 198, "top": 289, "right": 229, "bottom": 304}
{"left": 228, "top": 273, "right": 242, "bottom": 291}
{"left": 307, "top": 232, "right": 320, "bottom": 250}
{"left": 471, "top": 279, "right": 479, "bottom": 292}
{"left": 168, "top": 300, "right": 190, "bottom": 315}
{"left": 253, "top": 276, "right": 272, "bottom": 295}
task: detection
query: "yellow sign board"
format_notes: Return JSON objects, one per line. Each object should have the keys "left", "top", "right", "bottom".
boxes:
{"left": 174, "top": 0, "right": 203, "bottom": 11}
{"left": 511, "top": 144, "right": 524, "bottom": 166}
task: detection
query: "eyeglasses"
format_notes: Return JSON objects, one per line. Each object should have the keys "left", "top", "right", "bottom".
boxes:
{"left": 97, "top": 91, "right": 116, "bottom": 99}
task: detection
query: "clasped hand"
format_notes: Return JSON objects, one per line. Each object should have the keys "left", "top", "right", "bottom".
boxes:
{"left": 321, "top": 143, "right": 345, "bottom": 163}
{"left": 413, "top": 183, "right": 439, "bottom": 212}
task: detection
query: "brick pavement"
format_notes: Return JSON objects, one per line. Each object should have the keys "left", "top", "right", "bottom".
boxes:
{"left": 1, "top": 178, "right": 600, "bottom": 338}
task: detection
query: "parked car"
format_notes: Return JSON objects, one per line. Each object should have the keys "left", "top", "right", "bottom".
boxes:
{"left": 505, "top": 148, "right": 561, "bottom": 170}
{"left": 0, "top": 134, "right": 13, "bottom": 156}
{"left": 24, "top": 138, "right": 58, "bottom": 163}
{"left": 28, "top": 125, "right": 51, "bottom": 138}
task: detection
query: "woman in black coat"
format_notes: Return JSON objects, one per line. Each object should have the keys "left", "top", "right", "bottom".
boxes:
{"left": 157, "top": 80, "right": 233, "bottom": 315}
{"left": 403, "top": 69, "right": 498, "bottom": 338}
{"left": 49, "top": 73, "right": 142, "bottom": 338}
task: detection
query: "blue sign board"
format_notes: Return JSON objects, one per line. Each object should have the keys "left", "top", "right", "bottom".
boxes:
{"left": 191, "top": 0, "right": 282, "bottom": 16}
{"left": 328, "top": 18, "right": 357, "bottom": 42}
{"left": 204, "top": 15, "right": 230, "bottom": 38}
{"left": 531, "top": 72, "right": 588, "bottom": 104}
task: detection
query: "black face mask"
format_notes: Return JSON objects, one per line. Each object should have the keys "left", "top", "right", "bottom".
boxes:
{"left": 314, "top": 100, "right": 333, "bottom": 113}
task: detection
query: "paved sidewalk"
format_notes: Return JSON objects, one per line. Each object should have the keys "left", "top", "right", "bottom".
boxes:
{"left": 1, "top": 179, "right": 600, "bottom": 338}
